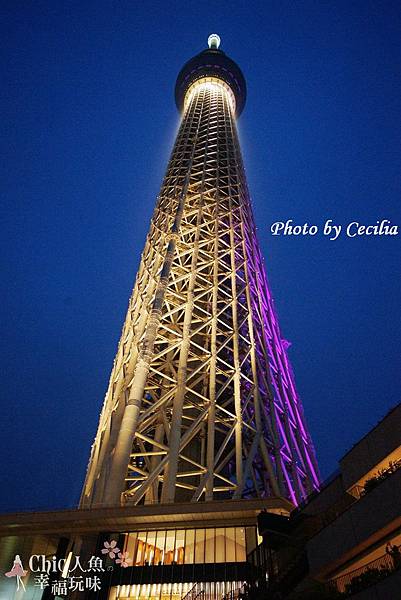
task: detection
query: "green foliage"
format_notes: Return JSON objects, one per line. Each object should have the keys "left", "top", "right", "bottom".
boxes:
{"left": 344, "top": 565, "right": 391, "bottom": 595}
{"left": 362, "top": 458, "right": 401, "bottom": 495}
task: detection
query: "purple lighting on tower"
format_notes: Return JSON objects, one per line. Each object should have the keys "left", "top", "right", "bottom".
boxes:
{"left": 240, "top": 206, "right": 320, "bottom": 499}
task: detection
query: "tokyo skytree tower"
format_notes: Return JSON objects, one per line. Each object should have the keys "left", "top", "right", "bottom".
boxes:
{"left": 80, "top": 35, "right": 320, "bottom": 510}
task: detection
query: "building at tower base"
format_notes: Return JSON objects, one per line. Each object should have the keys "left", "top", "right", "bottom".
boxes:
{"left": 250, "top": 402, "right": 401, "bottom": 599}
{"left": 0, "top": 403, "right": 399, "bottom": 599}
{"left": 0, "top": 497, "right": 293, "bottom": 599}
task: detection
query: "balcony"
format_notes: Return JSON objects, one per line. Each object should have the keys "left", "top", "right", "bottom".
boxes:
{"left": 330, "top": 548, "right": 401, "bottom": 595}
{"left": 306, "top": 465, "right": 401, "bottom": 576}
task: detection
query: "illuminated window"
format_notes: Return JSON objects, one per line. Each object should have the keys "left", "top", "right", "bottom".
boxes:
{"left": 135, "top": 532, "right": 147, "bottom": 566}
{"left": 235, "top": 528, "right": 246, "bottom": 562}
{"left": 225, "top": 527, "right": 236, "bottom": 562}
{"left": 184, "top": 529, "right": 195, "bottom": 564}
{"left": 110, "top": 581, "right": 246, "bottom": 599}
{"left": 245, "top": 526, "right": 257, "bottom": 554}
{"left": 205, "top": 528, "right": 215, "bottom": 563}
{"left": 124, "top": 531, "right": 137, "bottom": 562}
{"left": 215, "top": 528, "right": 225, "bottom": 563}
{"left": 164, "top": 530, "right": 175, "bottom": 565}
{"left": 175, "top": 530, "right": 185, "bottom": 564}
{"left": 145, "top": 531, "right": 156, "bottom": 566}
{"left": 194, "top": 529, "right": 205, "bottom": 563}
{"left": 123, "top": 526, "right": 255, "bottom": 566}
{"left": 154, "top": 530, "right": 166, "bottom": 566}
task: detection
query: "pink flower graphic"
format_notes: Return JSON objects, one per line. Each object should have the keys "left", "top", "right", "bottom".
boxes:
{"left": 101, "top": 540, "right": 120, "bottom": 559}
{"left": 116, "top": 552, "right": 131, "bottom": 568}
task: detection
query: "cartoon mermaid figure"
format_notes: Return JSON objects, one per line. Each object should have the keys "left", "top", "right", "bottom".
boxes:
{"left": 5, "top": 554, "right": 27, "bottom": 591}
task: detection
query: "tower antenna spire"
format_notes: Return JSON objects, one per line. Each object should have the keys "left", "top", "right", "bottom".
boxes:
{"left": 208, "top": 33, "right": 221, "bottom": 49}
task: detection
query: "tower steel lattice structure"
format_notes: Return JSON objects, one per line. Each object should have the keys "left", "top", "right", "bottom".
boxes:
{"left": 81, "top": 36, "right": 320, "bottom": 510}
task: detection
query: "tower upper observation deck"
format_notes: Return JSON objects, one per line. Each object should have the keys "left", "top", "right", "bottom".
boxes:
{"left": 175, "top": 34, "right": 247, "bottom": 116}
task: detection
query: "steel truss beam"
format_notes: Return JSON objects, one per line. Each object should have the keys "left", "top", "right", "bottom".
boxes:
{"left": 80, "top": 81, "right": 320, "bottom": 509}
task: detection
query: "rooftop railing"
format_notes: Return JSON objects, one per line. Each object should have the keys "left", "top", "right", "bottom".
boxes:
{"left": 329, "top": 547, "right": 401, "bottom": 596}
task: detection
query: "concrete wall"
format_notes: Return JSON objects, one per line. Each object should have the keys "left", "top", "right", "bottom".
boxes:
{"left": 300, "top": 474, "right": 345, "bottom": 516}
{"left": 340, "top": 404, "right": 401, "bottom": 490}
{"left": 306, "top": 466, "right": 401, "bottom": 575}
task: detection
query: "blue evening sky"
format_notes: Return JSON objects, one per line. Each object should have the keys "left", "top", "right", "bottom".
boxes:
{"left": 1, "top": 0, "right": 400, "bottom": 511}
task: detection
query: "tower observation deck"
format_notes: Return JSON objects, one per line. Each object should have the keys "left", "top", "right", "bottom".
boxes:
{"left": 81, "top": 35, "right": 320, "bottom": 510}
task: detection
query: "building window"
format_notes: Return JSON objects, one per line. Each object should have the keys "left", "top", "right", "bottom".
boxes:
{"left": 110, "top": 580, "right": 245, "bottom": 600}
{"left": 205, "top": 528, "right": 215, "bottom": 563}
{"left": 194, "top": 529, "right": 205, "bottom": 563}
{"left": 236, "top": 528, "right": 246, "bottom": 562}
{"left": 175, "top": 530, "right": 185, "bottom": 564}
{"left": 123, "top": 526, "right": 255, "bottom": 566}
{"left": 154, "top": 530, "right": 165, "bottom": 565}
{"left": 164, "top": 530, "right": 175, "bottom": 565}
{"left": 184, "top": 529, "right": 195, "bottom": 563}
{"left": 225, "top": 528, "right": 236, "bottom": 562}
{"left": 215, "top": 528, "right": 225, "bottom": 562}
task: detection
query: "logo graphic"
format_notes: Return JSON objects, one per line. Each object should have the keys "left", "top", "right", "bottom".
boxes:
{"left": 101, "top": 541, "right": 131, "bottom": 567}
{"left": 101, "top": 540, "right": 120, "bottom": 559}
{"left": 3, "top": 540, "right": 131, "bottom": 594}
{"left": 116, "top": 552, "right": 131, "bottom": 568}
{"left": 5, "top": 554, "right": 27, "bottom": 591}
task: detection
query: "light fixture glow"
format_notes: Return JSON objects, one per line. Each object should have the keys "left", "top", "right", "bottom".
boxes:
{"left": 208, "top": 33, "right": 221, "bottom": 49}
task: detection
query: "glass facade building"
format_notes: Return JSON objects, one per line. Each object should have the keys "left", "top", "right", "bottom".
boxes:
{"left": 104, "top": 526, "right": 259, "bottom": 599}
{"left": 110, "top": 581, "right": 245, "bottom": 600}
{"left": 122, "top": 526, "right": 258, "bottom": 566}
